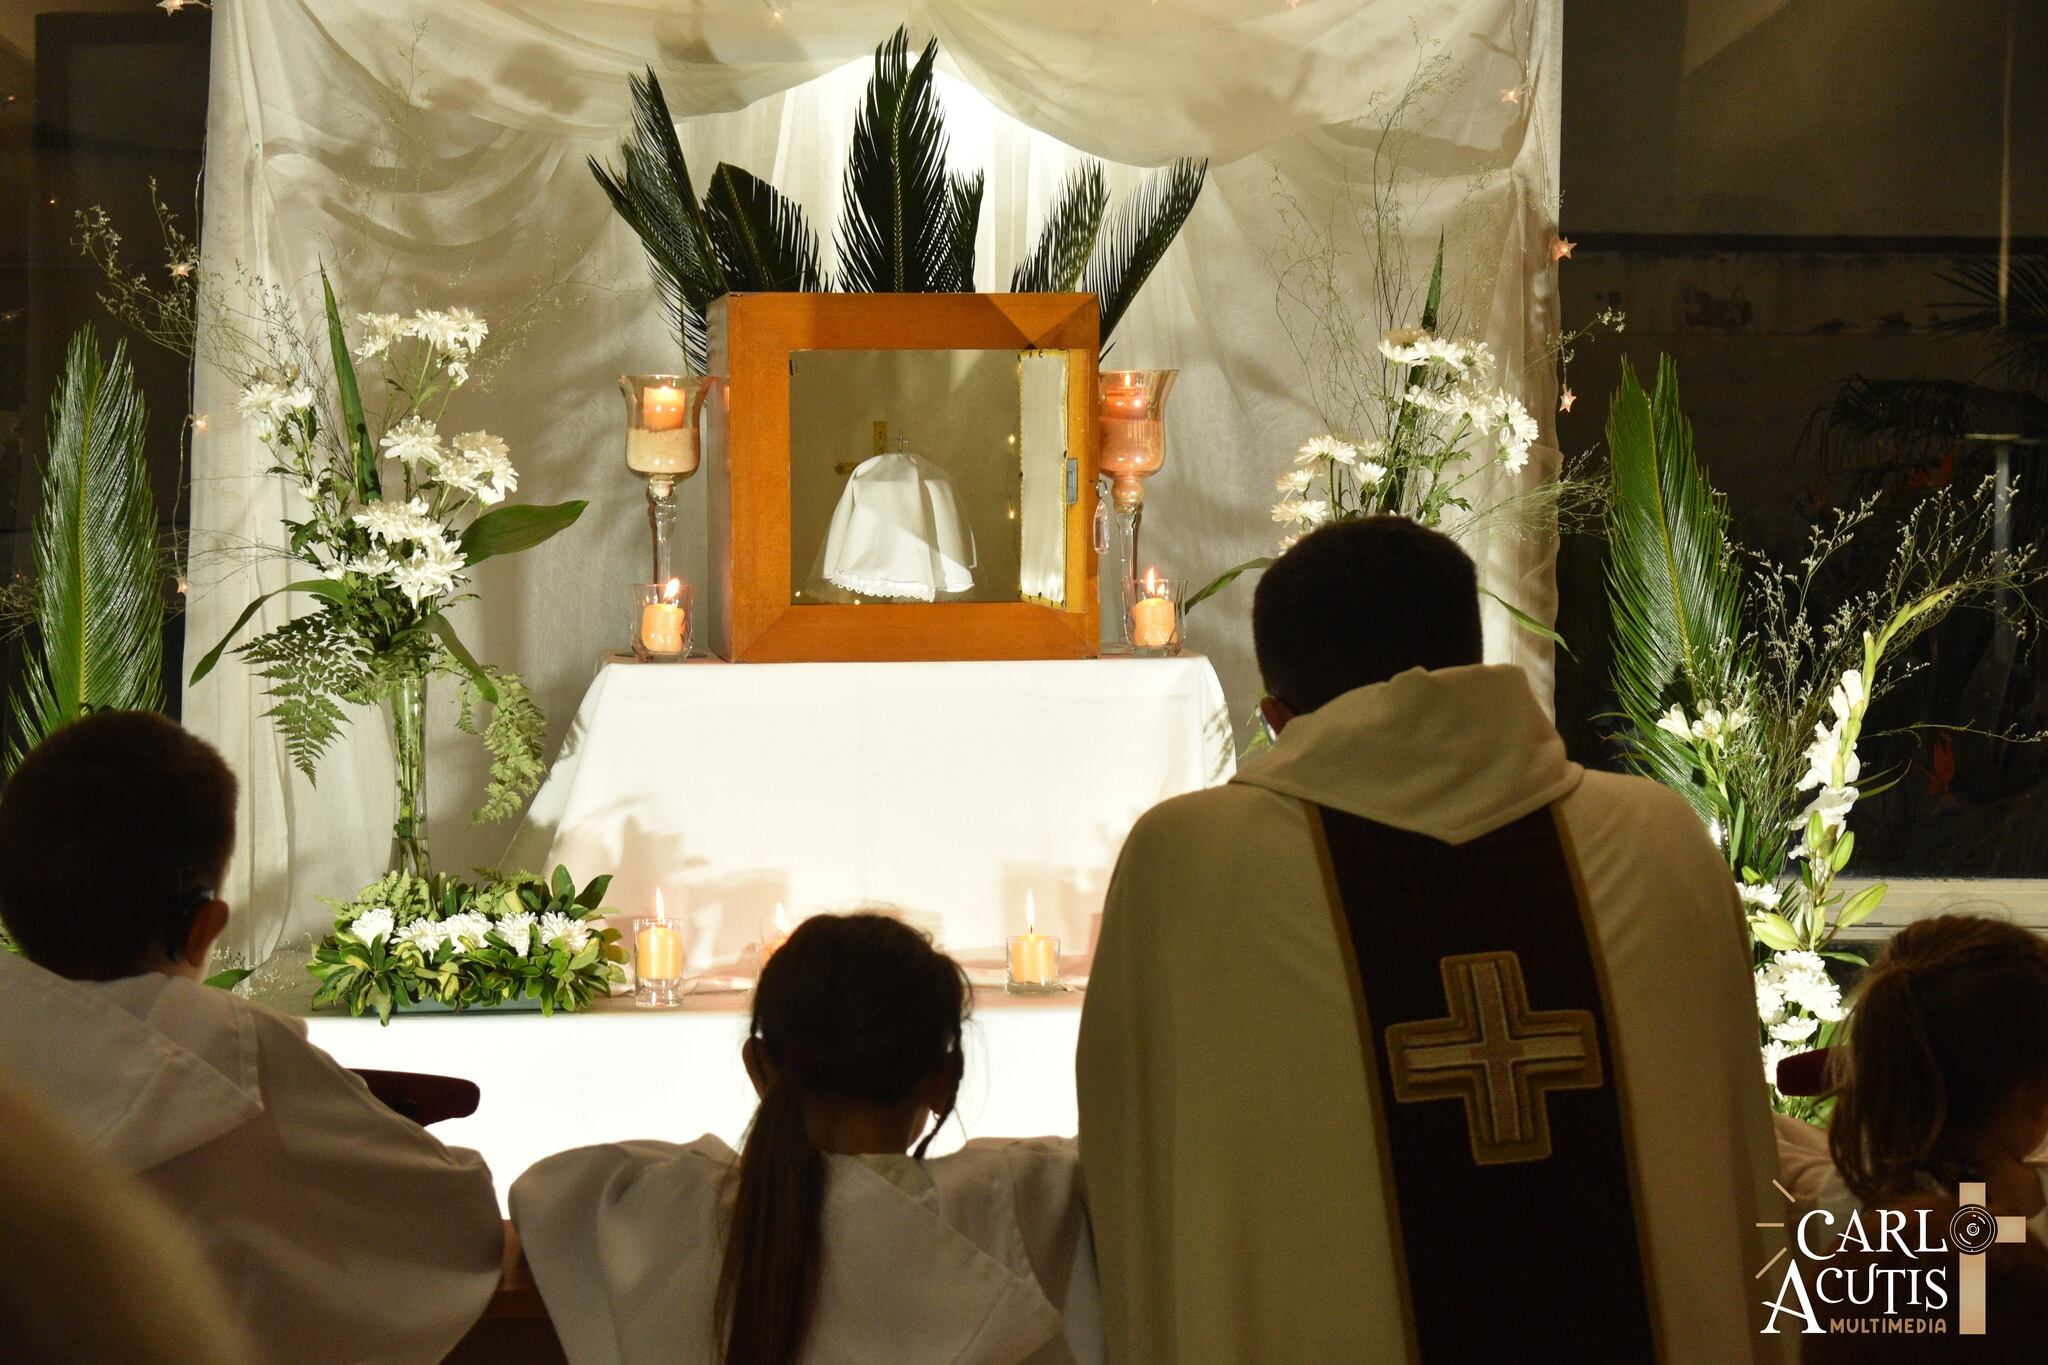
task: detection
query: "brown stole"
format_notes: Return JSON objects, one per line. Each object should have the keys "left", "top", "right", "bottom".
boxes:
{"left": 1311, "top": 802, "right": 1660, "bottom": 1361}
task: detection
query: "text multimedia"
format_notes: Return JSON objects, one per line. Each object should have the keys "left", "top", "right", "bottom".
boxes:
{"left": 1762, "top": 1207, "right": 1953, "bottom": 1334}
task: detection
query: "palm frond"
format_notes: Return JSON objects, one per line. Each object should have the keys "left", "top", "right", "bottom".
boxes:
{"left": 1010, "top": 162, "right": 1108, "bottom": 293}
{"left": 1603, "top": 356, "right": 1747, "bottom": 807}
{"left": 945, "top": 170, "right": 985, "bottom": 292}
{"left": 1933, "top": 255, "right": 2048, "bottom": 392}
{"left": 1081, "top": 158, "right": 1207, "bottom": 349}
{"left": 704, "top": 162, "right": 824, "bottom": 293}
{"left": 836, "top": 28, "right": 957, "bottom": 293}
{"left": 589, "top": 69, "right": 725, "bottom": 371}
{"left": 7, "top": 328, "right": 163, "bottom": 772}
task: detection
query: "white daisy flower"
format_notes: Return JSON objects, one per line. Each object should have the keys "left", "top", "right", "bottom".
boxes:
{"left": 379, "top": 415, "right": 443, "bottom": 468}
{"left": 353, "top": 313, "right": 407, "bottom": 361}
{"left": 1357, "top": 460, "right": 1389, "bottom": 486}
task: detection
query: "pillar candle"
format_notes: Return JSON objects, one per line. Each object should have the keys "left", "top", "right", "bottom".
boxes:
{"left": 639, "top": 601, "right": 686, "bottom": 655}
{"left": 636, "top": 921, "right": 684, "bottom": 981}
{"left": 641, "top": 385, "right": 688, "bottom": 431}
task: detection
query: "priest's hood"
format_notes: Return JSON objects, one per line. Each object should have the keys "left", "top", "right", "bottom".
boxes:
{"left": 0, "top": 949, "right": 264, "bottom": 1172}
{"left": 1232, "top": 663, "right": 1584, "bottom": 846}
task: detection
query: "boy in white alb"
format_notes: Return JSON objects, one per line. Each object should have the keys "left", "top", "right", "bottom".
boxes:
{"left": 0, "top": 712, "right": 505, "bottom": 1365}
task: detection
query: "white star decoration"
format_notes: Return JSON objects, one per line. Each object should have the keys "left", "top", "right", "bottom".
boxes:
{"left": 1558, "top": 389, "right": 1577, "bottom": 414}
{"left": 1500, "top": 87, "right": 1523, "bottom": 105}
{"left": 1550, "top": 237, "right": 1575, "bottom": 263}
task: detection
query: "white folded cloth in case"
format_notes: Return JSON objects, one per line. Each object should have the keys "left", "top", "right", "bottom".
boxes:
{"left": 821, "top": 451, "right": 977, "bottom": 602}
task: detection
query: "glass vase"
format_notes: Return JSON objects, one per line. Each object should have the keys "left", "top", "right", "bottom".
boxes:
{"left": 1098, "top": 369, "right": 1178, "bottom": 584}
{"left": 387, "top": 672, "right": 430, "bottom": 879}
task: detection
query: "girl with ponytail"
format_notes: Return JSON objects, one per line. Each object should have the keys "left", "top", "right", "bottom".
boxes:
{"left": 1799, "top": 915, "right": 2048, "bottom": 1361}
{"left": 511, "top": 910, "right": 1103, "bottom": 1365}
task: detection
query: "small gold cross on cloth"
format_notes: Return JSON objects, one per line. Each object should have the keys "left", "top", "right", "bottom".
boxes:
{"left": 1386, "top": 951, "right": 1604, "bottom": 1166}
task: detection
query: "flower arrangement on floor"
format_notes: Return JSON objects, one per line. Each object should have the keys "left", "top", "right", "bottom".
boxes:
{"left": 1603, "top": 356, "right": 2048, "bottom": 1118}
{"left": 189, "top": 276, "right": 587, "bottom": 876}
{"left": 309, "top": 867, "right": 626, "bottom": 1023}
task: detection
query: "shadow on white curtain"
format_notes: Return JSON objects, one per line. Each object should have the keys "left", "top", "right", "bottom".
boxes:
{"left": 188, "top": 0, "right": 1562, "bottom": 961}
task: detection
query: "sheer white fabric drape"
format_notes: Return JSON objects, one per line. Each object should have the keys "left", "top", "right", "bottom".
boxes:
{"left": 190, "top": 0, "right": 1561, "bottom": 960}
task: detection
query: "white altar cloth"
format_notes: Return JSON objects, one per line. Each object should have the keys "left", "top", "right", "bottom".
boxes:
{"left": 298, "top": 988, "right": 1082, "bottom": 1211}
{"left": 505, "top": 656, "right": 1233, "bottom": 971}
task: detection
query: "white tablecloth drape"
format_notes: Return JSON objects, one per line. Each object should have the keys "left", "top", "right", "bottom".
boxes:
{"left": 300, "top": 987, "right": 1083, "bottom": 1213}
{"left": 187, "top": 1, "right": 1562, "bottom": 962}
{"left": 504, "top": 654, "right": 1235, "bottom": 969}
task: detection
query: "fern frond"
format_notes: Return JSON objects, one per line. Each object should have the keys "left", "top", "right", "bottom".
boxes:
{"left": 1011, "top": 162, "right": 1107, "bottom": 293}
{"left": 705, "top": 163, "right": 824, "bottom": 293}
{"left": 241, "top": 611, "right": 372, "bottom": 782}
{"left": 454, "top": 665, "right": 547, "bottom": 825}
{"left": 836, "top": 28, "right": 957, "bottom": 293}
{"left": 1604, "top": 356, "right": 1748, "bottom": 809}
{"left": 589, "top": 69, "right": 725, "bottom": 371}
{"left": 7, "top": 328, "right": 162, "bottom": 773}
{"left": 1082, "top": 158, "right": 1207, "bottom": 349}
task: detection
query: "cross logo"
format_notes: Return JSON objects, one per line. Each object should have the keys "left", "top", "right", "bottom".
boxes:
{"left": 1953, "top": 1182, "right": 2029, "bottom": 1335}
{"left": 1385, "top": 950, "right": 1603, "bottom": 1165}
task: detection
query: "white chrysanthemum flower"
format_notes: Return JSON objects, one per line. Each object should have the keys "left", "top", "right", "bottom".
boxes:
{"left": 1275, "top": 468, "right": 1314, "bottom": 493}
{"left": 352, "top": 496, "right": 439, "bottom": 545}
{"left": 404, "top": 309, "right": 459, "bottom": 352}
{"left": 350, "top": 907, "right": 395, "bottom": 946}
{"left": 1738, "top": 881, "right": 1782, "bottom": 911}
{"left": 1271, "top": 501, "right": 1302, "bottom": 523}
{"left": 379, "top": 415, "right": 443, "bottom": 467}
{"left": 1762, "top": 1039, "right": 1796, "bottom": 1089}
{"left": 1295, "top": 434, "right": 1354, "bottom": 466}
{"left": 394, "top": 919, "right": 448, "bottom": 955}
{"left": 1378, "top": 329, "right": 1434, "bottom": 365}
{"left": 493, "top": 911, "right": 537, "bottom": 959}
{"left": 345, "top": 548, "right": 397, "bottom": 580}
{"left": 237, "top": 379, "right": 296, "bottom": 438}
{"left": 1654, "top": 704, "right": 1691, "bottom": 739}
{"left": 441, "top": 307, "right": 488, "bottom": 354}
{"left": 1770, "top": 1014, "right": 1820, "bottom": 1045}
{"left": 353, "top": 312, "right": 407, "bottom": 360}
{"left": 1291, "top": 499, "right": 1329, "bottom": 525}
{"left": 439, "top": 911, "right": 494, "bottom": 953}
{"left": 445, "top": 360, "right": 470, "bottom": 388}
{"left": 283, "top": 384, "right": 316, "bottom": 411}
{"left": 389, "top": 535, "right": 466, "bottom": 604}
{"left": 538, "top": 911, "right": 593, "bottom": 953}
{"left": 442, "top": 431, "right": 518, "bottom": 505}
{"left": 1754, "top": 969, "right": 1788, "bottom": 1027}
{"left": 1357, "top": 460, "right": 1389, "bottom": 486}
{"left": 1277, "top": 533, "right": 1301, "bottom": 552}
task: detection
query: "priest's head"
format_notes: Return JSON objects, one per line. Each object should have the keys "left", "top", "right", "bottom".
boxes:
{"left": 1252, "top": 515, "right": 1482, "bottom": 730}
{"left": 0, "top": 711, "right": 236, "bottom": 982}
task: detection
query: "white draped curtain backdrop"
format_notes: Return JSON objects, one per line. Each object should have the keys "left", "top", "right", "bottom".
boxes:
{"left": 188, "top": 0, "right": 1563, "bottom": 962}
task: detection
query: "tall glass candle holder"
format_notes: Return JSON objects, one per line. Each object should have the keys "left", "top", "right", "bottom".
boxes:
{"left": 1098, "top": 369, "right": 1178, "bottom": 584}
{"left": 620, "top": 373, "right": 714, "bottom": 584}
{"left": 634, "top": 915, "right": 688, "bottom": 1009}
{"left": 632, "top": 580, "right": 694, "bottom": 661}
{"left": 1122, "top": 569, "right": 1185, "bottom": 657}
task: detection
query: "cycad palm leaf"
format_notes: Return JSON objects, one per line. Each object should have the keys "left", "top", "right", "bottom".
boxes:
{"left": 1010, "top": 162, "right": 1107, "bottom": 293}
{"left": 946, "top": 170, "right": 985, "bottom": 292}
{"left": 1081, "top": 158, "right": 1207, "bottom": 350}
{"left": 837, "top": 29, "right": 957, "bottom": 293}
{"left": 704, "top": 163, "right": 824, "bottom": 293}
{"left": 589, "top": 69, "right": 724, "bottom": 371}
{"left": 8, "top": 329, "right": 162, "bottom": 772}
{"left": 1603, "top": 356, "right": 1745, "bottom": 807}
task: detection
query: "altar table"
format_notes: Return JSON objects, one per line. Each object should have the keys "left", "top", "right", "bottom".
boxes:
{"left": 504, "top": 655, "right": 1234, "bottom": 970}
{"left": 298, "top": 987, "right": 1083, "bottom": 1211}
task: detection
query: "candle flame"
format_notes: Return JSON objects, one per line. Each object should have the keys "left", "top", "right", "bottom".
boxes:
{"left": 773, "top": 901, "right": 792, "bottom": 933}
{"left": 1026, "top": 889, "right": 1037, "bottom": 935}
{"left": 1143, "top": 566, "right": 1160, "bottom": 595}
{"left": 654, "top": 887, "right": 666, "bottom": 922}
{"left": 662, "top": 577, "right": 681, "bottom": 601}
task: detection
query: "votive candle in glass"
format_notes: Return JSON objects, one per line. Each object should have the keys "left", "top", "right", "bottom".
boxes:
{"left": 635, "top": 904, "right": 687, "bottom": 1009}
{"left": 1123, "top": 569, "right": 1184, "bottom": 656}
{"left": 1006, "top": 891, "right": 1061, "bottom": 995}
{"left": 633, "top": 579, "right": 693, "bottom": 661}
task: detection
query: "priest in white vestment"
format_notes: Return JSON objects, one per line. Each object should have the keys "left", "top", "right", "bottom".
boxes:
{"left": 512, "top": 1134, "right": 1102, "bottom": 1365}
{"left": 0, "top": 712, "right": 504, "bottom": 1365}
{"left": 1078, "top": 518, "right": 1780, "bottom": 1363}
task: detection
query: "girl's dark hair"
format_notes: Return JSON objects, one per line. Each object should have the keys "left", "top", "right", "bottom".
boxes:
{"left": 715, "top": 911, "right": 971, "bottom": 1365}
{"left": 1829, "top": 915, "right": 2048, "bottom": 1202}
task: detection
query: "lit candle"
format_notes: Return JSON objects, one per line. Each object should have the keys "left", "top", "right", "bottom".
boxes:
{"left": 1129, "top": 567, "right": 1175, "bottom": 650}
{"left": 759, "top": 902, "right": 793, "bottom": 967}
{"left": 1007, "top": 891, "right": 1059, "bottom": 992}
{"left": 639, "top": 578, "right": 687, "bottom": 656}
{"left": 641, "top": 385, "right": 688, "bottom": 431}
{"left": 636, "top": 891, "right": 685, "bottom": 982}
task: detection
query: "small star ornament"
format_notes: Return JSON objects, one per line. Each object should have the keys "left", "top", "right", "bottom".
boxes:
{"left": 1500, "top": 87, "right": 1523, "bottom": 105}
{"left": 169, "top": 260, "right": 193, "bottom": 278}
{"left": 1550, "top": 236, "right": 1576, "bottom": 263}
{"left": 1558, "top": 388, "right": 1577, "bottom": 414}
{"left": 189, "top": 413, "right": 210, "bottom": 433}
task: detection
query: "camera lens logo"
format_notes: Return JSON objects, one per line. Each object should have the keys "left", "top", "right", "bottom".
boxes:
{"left": 1949, "top": 1205, "right": 1998, "bottom": 1257}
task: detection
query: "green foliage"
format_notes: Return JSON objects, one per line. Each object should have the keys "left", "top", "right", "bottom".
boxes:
{"left": 308, "top": 866, "right": 626, "bottom": 1024}
{"left": 240, "top": 609, "right": 373, "bottom": 781}
{"left": 1010, "top": 163, "right": 1107, "bottom": 293}
{"left": 837, "top": 30, "right": 964, "bottom": 294}
{"left": 8, "top": 328, "right": 164, "bottom": 772}
{"left": 1080, "top": 158, "right": 1208, "bottom": 351}
{"left": 321, "top": 271, "right": 379, "bottom": 502}
{"left": 456, "top": 666, "right": 547, "bottom": 825}
{"left": 459, "top": 499, "right": 589, "bottom": 568}
{"left": 704, "top": 164, "right": 825, "bottom": 293}
{"left": 1603, "top": 356, "right": 1749, "bottom": 820}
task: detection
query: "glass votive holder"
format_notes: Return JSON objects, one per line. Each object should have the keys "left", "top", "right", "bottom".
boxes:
{"left": 633, "top": 580, "right": 694, "bottom": 661}
{"left": 1006, "top": 931, "right": 1062, "bottom": 996}
{"left": 633, "top": 916, "right": 687, "bottom": 1009}
{"left": 1122, "top": 572, "right": 1184, "bottom": 656}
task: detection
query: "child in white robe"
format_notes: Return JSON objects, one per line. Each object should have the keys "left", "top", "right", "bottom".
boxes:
{"left": 512, "top": 911, "right": 1101, "bottom": 1365}
{"left": 0, "top": 711, "right": 504, "bottom": 1365}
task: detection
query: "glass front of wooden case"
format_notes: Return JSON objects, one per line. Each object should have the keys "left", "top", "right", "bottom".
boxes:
{"left": 704, "top": 293, "right": 1099, "bottom": 661}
